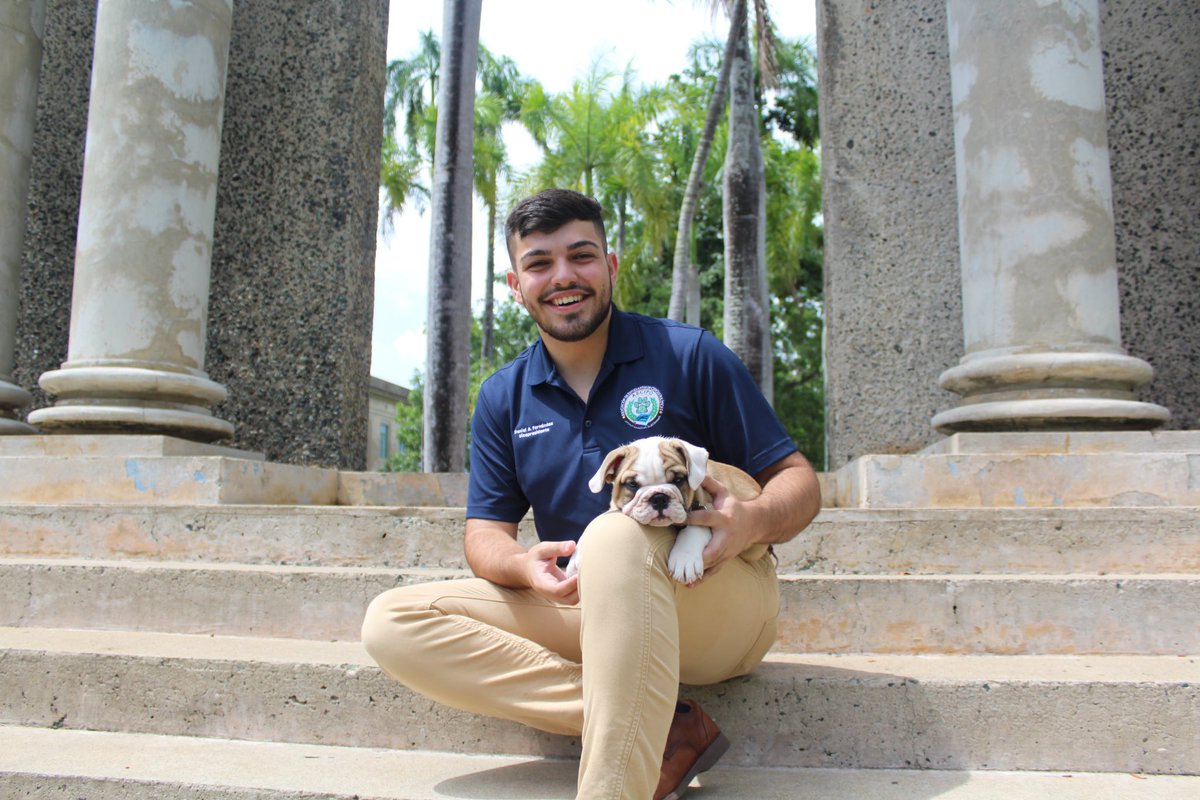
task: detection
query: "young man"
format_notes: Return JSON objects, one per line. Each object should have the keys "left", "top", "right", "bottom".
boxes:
{"left": 362, "top": 188, "right": 821, "bottom": 799}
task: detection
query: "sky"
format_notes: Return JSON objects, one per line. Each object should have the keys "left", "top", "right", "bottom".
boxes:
{"left": 372, "top": 0, "right": 818, "bottom": 388}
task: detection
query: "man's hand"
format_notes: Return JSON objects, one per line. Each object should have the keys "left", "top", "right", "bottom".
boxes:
{"left": 683, "top": 451, "right": 822, "bottom": 583}
{"left": 522, "top": 540, "right": 580, "bottom": 605}
{"left": 685, "top": 475, "right": 758, "bottom": 581}
{"left": 464, "top": 518, "right": 578, "bottom": 604}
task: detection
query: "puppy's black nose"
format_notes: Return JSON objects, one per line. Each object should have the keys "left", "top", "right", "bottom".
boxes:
{"left": 649, "top": 493, "right": 670, "bottom": 511}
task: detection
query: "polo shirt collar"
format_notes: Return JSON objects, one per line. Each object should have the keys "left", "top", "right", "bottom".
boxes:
{"left": 525, "top": 306, "right": 644, "bottom": 386}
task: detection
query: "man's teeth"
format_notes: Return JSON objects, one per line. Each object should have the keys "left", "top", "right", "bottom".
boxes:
{"left": 552, "top": 295, "right": 583, "bottom": 306}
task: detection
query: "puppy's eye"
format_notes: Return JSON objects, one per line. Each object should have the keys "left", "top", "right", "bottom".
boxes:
{"left": 622, "top": 480, "right": 640, "bottom": 492}
{"left": 671, "top": 475, "right": 687, "bottom": 486}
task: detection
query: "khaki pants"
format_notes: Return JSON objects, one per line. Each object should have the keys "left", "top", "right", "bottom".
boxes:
{"left": 361, "top": 511, "right": 779, "bottom": 800}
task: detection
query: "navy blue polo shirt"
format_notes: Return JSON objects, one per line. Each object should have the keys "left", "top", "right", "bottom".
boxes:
{"left": 467, "top": 308, "right": 797, "bottom": 543}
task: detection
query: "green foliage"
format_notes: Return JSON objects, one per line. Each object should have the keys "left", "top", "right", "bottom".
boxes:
{"left": 763, "top": 36, "right": 820, "bottom": 147}
{"left": 384, "top": 373, "right": 424, "bottom": 472}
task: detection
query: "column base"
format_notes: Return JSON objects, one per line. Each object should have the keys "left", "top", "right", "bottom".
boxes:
{"left": 29, "top": 366, "right": 234, "bottom": 442}
{"left": 27, "top": 404, "right": 234, "bottom": 442}
{"left": 0, "top": 379, "right": 36, "bottom": 435}
{"left": 932, "top": 397, "right": 1171, "bottom": 433}
{"left": 933, "top": 350, "right": 1171, "bottom": 433}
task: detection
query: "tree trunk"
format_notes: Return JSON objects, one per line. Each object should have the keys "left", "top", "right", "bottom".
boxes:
{"left": 617, "top": 196, "right": 627, "bottom": 262}
{"left": 686, "top": 262, "right": 700, "bottom": 327}
{"left": 722, "top": 11, "right": 772, "bottom": 402}
{"left": 480, "top": 200, "right": 496, "bottom": 365}
{"left": 423, "top": 0, "right": 481, "bottom": 472}
{"left": 668, "top": 0, "right": 747, "bottom": 322}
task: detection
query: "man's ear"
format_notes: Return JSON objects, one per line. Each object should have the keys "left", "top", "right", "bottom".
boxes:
{"left": 607, "top": 251, "right": 619, "bottom": 285}
{"left": 506, "top": 269, "right": 522, "bottom": 304}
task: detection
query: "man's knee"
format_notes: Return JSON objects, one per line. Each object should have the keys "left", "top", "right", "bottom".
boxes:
{"left": 576, "top": 512, "right": 675, "bottom": 576}
{"left": 361, "top": 585, "right": 430, "bottom": 677}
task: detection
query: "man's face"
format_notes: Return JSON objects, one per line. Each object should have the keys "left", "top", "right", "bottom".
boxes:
{"left": 506, "top": 219, "right": 618, "bottom": 343}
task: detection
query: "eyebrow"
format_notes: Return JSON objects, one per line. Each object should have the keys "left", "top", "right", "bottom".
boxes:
{"left": 519, "top": 239, "right": 602, "bottom": 264}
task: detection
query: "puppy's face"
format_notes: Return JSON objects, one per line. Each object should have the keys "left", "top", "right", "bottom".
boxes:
{"left": 588, "top": 436, "right": 709, "bottom": 526}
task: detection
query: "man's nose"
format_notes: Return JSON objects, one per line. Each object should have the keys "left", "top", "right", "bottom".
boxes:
{"left": 549, "top": 257, "right": 574, "bottom": 283}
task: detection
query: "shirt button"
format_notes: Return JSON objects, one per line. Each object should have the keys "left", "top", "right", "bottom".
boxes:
{"left": 585, "top": 420, "right": 592, "bottom": 428}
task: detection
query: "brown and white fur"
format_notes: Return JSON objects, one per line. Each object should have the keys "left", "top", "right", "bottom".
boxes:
{"left": 566, "top": 436, "right": 762, "bottom": 584}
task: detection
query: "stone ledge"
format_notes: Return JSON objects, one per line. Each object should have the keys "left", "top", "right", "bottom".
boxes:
{"left": 2, "top": 725, "right": 1197, "bottom": 800}
{"left": 3, "top": 558, "right": 1196, "bottom": 654}
{"left": 837, "top": 431, "right": 1200, "bottom": 508}
{"left": 925, "top": 430, "right": 1200, "bottom": 455}
{"left": 0, "top": 434, "right": 263, "bottom": 460}
{"left": 0, "top": 456, "right": 335, "bottom": 505}
{"left": 2, "top": 627, "right": 1196, "bottom": 773}
{"left": 338, "top": 471, "right": 468, "bottom": 507}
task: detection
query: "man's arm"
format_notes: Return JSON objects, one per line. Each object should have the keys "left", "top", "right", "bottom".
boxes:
{"left": 687, "top": 450, "right": 822, "bottom": 577}
{"left": 464, "top": 518, "right": 580, "bottom": 604}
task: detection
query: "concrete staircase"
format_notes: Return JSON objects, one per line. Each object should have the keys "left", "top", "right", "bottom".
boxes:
{"left": 1, "top": 434, "right": 1198, "bottom": 798}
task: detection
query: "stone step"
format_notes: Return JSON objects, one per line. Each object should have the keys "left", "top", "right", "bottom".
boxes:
{"left": 836, "top": 431, "right": 1200, "bottom": 509}
{"left": 3, "top": 557, "right": 1196, "bottom": 655}
{"left": 3, "top": 503, "right": 1197, "bottom": 575}
{"left": 0, "top": 455, "right": 338, "bottom": 505}
{"left": 1, "top": 627, "right": 1195, "bottom": 774}
{"left": 2, "top": 725, "right": 1197, "bottom": 800}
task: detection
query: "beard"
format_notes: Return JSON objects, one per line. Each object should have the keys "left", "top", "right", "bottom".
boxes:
{"left": 526, "top": 283, "right": 613, "bottom": 343}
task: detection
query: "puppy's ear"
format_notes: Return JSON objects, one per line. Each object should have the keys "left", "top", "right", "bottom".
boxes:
{"left": 679, "top": 441, "right": 709, "bottom": 489}
{"left": 588, "top": 445, "right": 633, "bottom": 493}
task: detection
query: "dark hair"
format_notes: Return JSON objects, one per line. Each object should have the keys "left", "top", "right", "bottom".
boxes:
{"left": 504, "top": 188, "right": 607, "bottom": 260}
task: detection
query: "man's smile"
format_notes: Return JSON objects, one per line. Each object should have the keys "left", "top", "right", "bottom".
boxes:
{"left": 544, "top": 290, "right": 590, "bottom": 309}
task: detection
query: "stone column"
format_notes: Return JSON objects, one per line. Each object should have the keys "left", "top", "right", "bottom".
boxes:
{"left": 0, "top": 0, "right": 45, "bottom": 434}
{"left": 29, "top": 0, "right": 235, "bottom": 441}
{"left": 933, "top": 0, "right": 1169, "bottom": 432}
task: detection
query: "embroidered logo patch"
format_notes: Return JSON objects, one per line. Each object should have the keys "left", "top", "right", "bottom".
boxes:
{"left": 620, "top": 386, "right": 664, "bottom": 429}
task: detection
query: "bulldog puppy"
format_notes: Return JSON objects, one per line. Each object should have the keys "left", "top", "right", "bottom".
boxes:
{"left": 567, "top": 436, "right": 762, "bottom": 584}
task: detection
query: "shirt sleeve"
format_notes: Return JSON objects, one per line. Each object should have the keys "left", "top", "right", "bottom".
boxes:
{"left": 466, "top": 377, "right": 531, "bottom": 523}
{"left": 691, "top": 330, "right": 798, "bottom": 477}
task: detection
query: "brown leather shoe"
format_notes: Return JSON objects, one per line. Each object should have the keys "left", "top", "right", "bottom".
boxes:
{"left": 653, "top": 700, "right": 730, "bottom": 800}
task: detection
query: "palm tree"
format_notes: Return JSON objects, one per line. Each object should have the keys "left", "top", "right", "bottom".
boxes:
{"left": 518, "top": 63, "right": 667, "bottom": 308}
{"left": 474, "top": 47, "right": 529, "bottom": 365}
{"left": 663, "top": 0, "right": 777, "bottom": 397}
{"left": 667, "top": 0, "right": 747, "bottom": 323}
{"left": 722, "top": 1, "right": 774, "bottom": 401}
{"left": 379, "top": 135, "right": 429, "bottom": 232}
{"left": 379, "top": 31, "right": 441, "bottom": 233}
{"left": 519, "top": 61, "right": 622, "bottom": 198}
{"left": 473, "top": 95, "right": 507, "bottom": 366}
{"left": 384, "top": 29, "right": 441, "bottom": 167}
{"left": 423, "top": 0, "right": 481, "bottom": 473}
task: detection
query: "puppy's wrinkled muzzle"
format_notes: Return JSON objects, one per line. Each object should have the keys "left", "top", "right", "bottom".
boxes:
{"left": 624, "top": 485, "right": 688, "bottom": 526}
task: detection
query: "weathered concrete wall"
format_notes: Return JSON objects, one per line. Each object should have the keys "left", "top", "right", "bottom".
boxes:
{"left": 819, "top": 0, "right": 1200, "bottom": 467}
{"left": 1102, "top": 0, "right": 1200, "bottom": 432}
{"left": 818, "top": 0, "right": 962, "bottom": 468}
{"left": 16, "top": 0, "right": 388, "bottom": 469}
{"left": 205, "top": 1, "right": 388, "bottom": 469}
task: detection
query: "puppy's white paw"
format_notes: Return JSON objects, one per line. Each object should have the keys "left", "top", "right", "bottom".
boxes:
{"left": 565, "top": 549, "right": 581, "bottom": 579}
{"left": 668, "top": 525, "right": 711, "bottom": 584}
{"left": 668, "top": 547, "right": 705, "bottom": 584}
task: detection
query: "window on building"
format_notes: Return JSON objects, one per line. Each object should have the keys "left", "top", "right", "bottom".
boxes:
{"left": 380, "top": 423, "right": 390, "bottom": 460}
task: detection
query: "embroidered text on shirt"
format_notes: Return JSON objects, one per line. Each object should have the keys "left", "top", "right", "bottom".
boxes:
{"left": 514, "top": 422, "right": 556, "bottom": 439}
